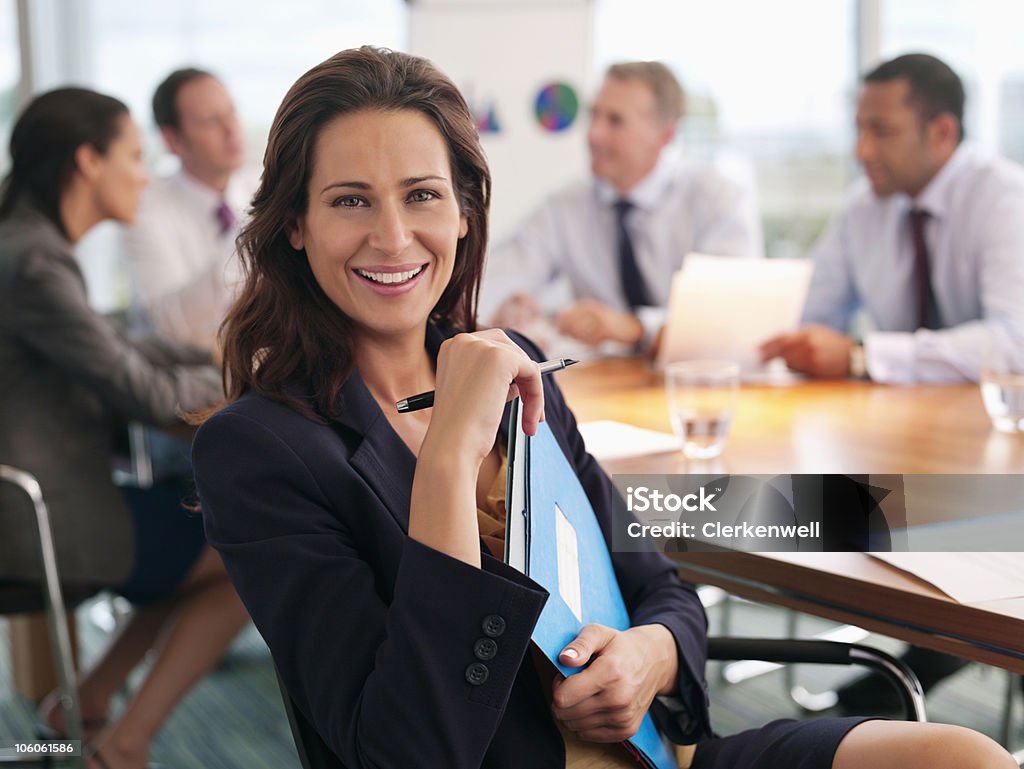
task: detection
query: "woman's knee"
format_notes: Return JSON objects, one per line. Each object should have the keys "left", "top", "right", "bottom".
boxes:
{"left": 935, "top": 727, "right": 1017, "bottom": 769}
{"left": 834, "top": 720, "right": 1016, "bottom": 769}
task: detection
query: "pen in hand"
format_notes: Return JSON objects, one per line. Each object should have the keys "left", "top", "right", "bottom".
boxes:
{"left": 396, "top": 358, "right": 579, "bottom": 413}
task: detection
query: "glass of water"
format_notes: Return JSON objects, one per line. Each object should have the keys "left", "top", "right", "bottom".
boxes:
{"left": 665, "top": 360, "right": 740, "bottom": 459}
{"left": 981, "top": 343, "right": 1024, "bottom": 434}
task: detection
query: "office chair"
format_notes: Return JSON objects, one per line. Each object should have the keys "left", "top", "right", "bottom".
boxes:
{"left": 0, "top": 465, "right": 92, "bottom": 769}
{"left": 707, "top": 637, "right": 926, "bottom": 722}
{"left": 275, "top": 668, "right": 344, "bottom": 769}
{"left": 110, "top": 422, "right": 154, "bottom": 490}
{"left": 276, "top": 637, "right": 926, "bottom": 769}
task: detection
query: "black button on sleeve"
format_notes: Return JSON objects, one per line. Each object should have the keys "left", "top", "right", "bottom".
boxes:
{"left": 473, "top": 638, "right": 498, "bottom": 661}
{"left": 482, "top": 614, "right": 506, "bottom": 637}
{"left": 465, "top": 662, "right": 490, "bottom": 686}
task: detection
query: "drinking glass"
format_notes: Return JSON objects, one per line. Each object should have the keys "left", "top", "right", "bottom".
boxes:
{"left": 981, "top": 344, "right": 1024, "bottom": 434}
{"left": 665, "top": 360, "right": 740, "bottom": 459}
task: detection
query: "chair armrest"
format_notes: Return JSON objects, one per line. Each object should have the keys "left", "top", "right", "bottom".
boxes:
{"left": 707, "top": 636, "right": 927, "bottom": 722}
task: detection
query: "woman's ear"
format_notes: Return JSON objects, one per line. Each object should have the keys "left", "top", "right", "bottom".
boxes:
{"left": 459, "top": 212, "right": 469, "bottom": 240}
{"left": 287, "top": 219, "right": 305, "bottom": 251}
{"left": 73, "top": 143, "right": 103, "bottom": 183}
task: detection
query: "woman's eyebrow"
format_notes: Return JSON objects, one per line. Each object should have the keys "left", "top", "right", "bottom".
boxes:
{"left": 401, "top": 175, "right": 449, "bottom": 187}
{"left": 321, "top": 180, "right": 370, "bottom": 194}
{"left": 320, "top": 175, "right": 449, "bottom": 195}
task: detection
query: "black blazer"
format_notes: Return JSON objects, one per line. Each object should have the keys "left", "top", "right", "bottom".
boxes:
{"left": 193, "top": 326, "right": 710, "bottom": 769}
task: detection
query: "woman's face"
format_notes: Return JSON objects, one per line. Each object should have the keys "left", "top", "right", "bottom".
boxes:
{"left": 289, "top": 108, "right": 468, "bottom": 341}
{"left": 92, "top": 115, "right": 149, "bottom": 223}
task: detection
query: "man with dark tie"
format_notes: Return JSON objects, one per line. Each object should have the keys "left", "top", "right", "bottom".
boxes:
{"left": 761, "top": 52, "right": 1024, "bottom": 714}
{"left": 760, "top": 53, "right": 1024, "bottom": 384}
{"left": 480, "top": 61, "right": 762, "bottom": 351}
{"left": 121, "top": 67, "right": 253, "bottom": 350}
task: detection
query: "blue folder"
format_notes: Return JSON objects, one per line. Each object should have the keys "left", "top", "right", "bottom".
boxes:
{"left": 505, "top": 400, "right": 678, "bottom": 769}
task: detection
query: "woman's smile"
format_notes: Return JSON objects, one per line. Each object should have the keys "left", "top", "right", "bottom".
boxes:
{"left": 353, "top": 262, "right": 429, "bottom": 296}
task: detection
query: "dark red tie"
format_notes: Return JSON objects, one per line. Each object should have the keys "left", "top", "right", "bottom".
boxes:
{"left": 614, "top": 199, "right": 649, "bottom": 310}
{"left": 909, "top": 208, "right": 939, "bottom": 330}
{"left": 215, "top": 200, "right": 236, "bottom": 236}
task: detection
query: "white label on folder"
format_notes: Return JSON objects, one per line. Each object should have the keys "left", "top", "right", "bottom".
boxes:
{"left": 554, "top": 504, "right": 583, "bottom": 622}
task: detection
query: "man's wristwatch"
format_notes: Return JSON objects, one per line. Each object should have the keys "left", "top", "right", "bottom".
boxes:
{"left": 848, "top": 343, "right": 869, "bottom": 379}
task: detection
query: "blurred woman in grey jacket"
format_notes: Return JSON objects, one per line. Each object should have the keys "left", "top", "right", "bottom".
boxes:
{"left": 0, "top": 87, "right": 248, "bottom": 769}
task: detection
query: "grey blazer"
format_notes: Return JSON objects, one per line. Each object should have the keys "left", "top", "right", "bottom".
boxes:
{"left": 0, "top": 202, "right": 223, "bottom": 585}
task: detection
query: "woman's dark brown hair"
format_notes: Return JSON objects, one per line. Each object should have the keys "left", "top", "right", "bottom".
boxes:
{"left": 0, "top": 87, "right": 128, "bottom": 235}
{"left": 220, "top": 46, "right": 491, "bottom": 419}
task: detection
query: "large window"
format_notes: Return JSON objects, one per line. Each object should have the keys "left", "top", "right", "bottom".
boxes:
{"left": 880, "top": 0, "right": 1024, "bottom": 163}
{"left": 0, "top": 0, "right": 18, "bottom": 173}
{"left": 594, "top": 0, "right": 1024, "bottom": 259}
{"left": 594, "top": 0, "right": 858, "bottom": 259}
{"left": 87, "top": 0, "right": 408, "bottom": 168}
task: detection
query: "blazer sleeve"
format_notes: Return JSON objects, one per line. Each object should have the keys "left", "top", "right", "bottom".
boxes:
{"left": 194, "top": 409, "right": 549, "bottom": 769}
{"left": 509, "top": 332, "right": 712, "bottom": 741}
{"left": 12, "top": 246, "right": 221, "bottom": 424}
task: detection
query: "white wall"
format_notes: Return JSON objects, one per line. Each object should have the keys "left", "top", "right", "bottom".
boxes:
{"left": 408, "top": 0, "right": 592, "bottom": 241}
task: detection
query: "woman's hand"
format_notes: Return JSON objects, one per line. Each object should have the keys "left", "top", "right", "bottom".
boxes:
{"left": 550, "top": 623, "right": 679, "bottom": 743}
{"left": 410, "top": 330, "right": 544, "bottom": 567}
{"left": 422, "top": 329, "right": 545, "bottom": 466}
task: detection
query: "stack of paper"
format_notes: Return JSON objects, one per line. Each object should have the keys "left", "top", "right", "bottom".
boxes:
{"left": 577, "top": 420, "right": 680, "bottom": 462}
{"left": 870, "top": 552, "right": 1024, "bottom": 604}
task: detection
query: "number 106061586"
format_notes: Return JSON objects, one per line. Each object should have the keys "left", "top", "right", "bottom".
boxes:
{"left": 1, "top": 740, "right": 81, "bottom": 758}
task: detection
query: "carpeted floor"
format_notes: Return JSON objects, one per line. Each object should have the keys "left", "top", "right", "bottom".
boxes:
{"left": 1, "top": 595, "right": 1021, "bottom": 767}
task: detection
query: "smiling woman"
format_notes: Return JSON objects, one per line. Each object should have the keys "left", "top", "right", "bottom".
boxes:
{"left": 191, "top": 47, "right": 1017, "bottom": 769}
{"left": 288, "top": 109, "right": 468, "bottom": 340}
{"left": 213, "top": 47, "right": 491, "bottom": 420}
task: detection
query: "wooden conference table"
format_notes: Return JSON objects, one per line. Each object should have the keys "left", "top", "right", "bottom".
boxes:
{"left": 11, "top": 358, "right": 1023, "bottom": 698}
{"left": 556, "top": 357, "right": 1024, "bottom": 674}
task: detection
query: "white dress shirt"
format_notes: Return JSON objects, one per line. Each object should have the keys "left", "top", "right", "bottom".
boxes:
{"left": 120, "top": 168, "right": 253, "bottom": 348}
{"left": 802, "top": 144, "right": 1024, "bottom": 383}
{"left": 479, "top": 146, "right": 764, "bottom": 340}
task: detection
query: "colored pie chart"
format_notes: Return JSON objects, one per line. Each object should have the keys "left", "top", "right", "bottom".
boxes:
{"left": 534, "top": 82, "right": 579, "bottom": 132}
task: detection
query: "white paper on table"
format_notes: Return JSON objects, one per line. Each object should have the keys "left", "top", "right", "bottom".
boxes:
{"left": 870, "top": 552, "right": 1024, "bottom": 604}
{"left": 577, "top": 420, "right": 680, "bottom": 462}
{"left": 657, "top": 254, "right": 813, "bottom": 372}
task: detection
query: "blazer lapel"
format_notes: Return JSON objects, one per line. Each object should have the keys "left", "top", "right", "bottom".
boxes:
{"left": 328, "top": 324, "right": 452, "bottom": 532}
{"left": 331, "top": 367, "right": 417, "bottom": 532}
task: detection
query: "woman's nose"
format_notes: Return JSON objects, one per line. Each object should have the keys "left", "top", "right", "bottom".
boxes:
{"left": 368, "top": 201, "right": 413, "bottom": 256}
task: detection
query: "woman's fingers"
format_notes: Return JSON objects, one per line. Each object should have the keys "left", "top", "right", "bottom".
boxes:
{"left": 428, "top": 331, "right": 547, "bottom": 459}
{"left": 452, "top": 329, "right": 546, "bottom": 435}
{"left": 511, "top": 355, "right": 544, "bottom": 435}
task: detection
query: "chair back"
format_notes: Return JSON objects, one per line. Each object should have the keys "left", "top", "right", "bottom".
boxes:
{"left": 0, "top": 465, "right": 88, "bottom": 768}
{"left": 275, "top": 667, "right": 347, "bottom": 769}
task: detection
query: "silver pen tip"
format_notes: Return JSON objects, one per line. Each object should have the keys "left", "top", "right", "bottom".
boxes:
{"left": 395, "top": 399, "right": 409, "bottom": 412}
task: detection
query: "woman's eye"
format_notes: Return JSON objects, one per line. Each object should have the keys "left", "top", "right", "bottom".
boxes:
{"left": 408, "top": 190, "right": 437, "bottom": 203}
{"left": 332, "top": 196, "right": 365, "bottom": 208}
